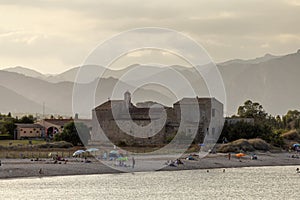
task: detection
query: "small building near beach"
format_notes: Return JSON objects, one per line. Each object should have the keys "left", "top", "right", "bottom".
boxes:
{"left": 15, "top": 123, "right": 44, "bottom": 139}
{"left": 91, "top": 91, "right": 224, "bottom": 146}
{"left": 37, "top": 118, "right": 92, "bottom": 139}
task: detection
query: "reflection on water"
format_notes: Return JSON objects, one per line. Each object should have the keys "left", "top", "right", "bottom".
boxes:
{"left": 0, "top": 166, "right": 299, "bottom": 200}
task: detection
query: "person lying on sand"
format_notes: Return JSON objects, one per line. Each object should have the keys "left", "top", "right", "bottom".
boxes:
{"left": 165, "top": 160, "right": 177, "bottom": 167}
{"left": 175, "top": 159, "right": 184, "bottom": 165}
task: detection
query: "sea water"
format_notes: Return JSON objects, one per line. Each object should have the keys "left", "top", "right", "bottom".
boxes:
{"left": 0, "top": 166, "right": 299, "bottom": 200}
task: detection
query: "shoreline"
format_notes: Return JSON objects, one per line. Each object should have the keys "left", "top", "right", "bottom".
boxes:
{"left": 1, "top": 152, "right": 300, "bottom": 179}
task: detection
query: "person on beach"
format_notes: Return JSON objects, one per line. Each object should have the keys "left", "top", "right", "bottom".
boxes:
{"left": 176, "top": 159, "right": 184, "bottom": 165}
{"left": 132, "top": 157, "right": 135, "bottom": 168}
{"left": 0, "top": 160, "right": 1, "bottom": 166}
{"left": 251, "top": 154, "right": 258, "bottom": 160}
{"left": 297, "top": 168, "right": 299, "bottom": 173}
{"left": 228, "top": 153, "right": 231, "bottom": 160}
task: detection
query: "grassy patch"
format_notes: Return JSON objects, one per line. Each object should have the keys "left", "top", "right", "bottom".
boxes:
{"left": 0, "top": 140, "right": 46, "bottom": 146}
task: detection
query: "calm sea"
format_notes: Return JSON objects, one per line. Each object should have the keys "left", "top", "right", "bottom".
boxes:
{"left": 0, "top": 166, "right": 299, "bottom": 200}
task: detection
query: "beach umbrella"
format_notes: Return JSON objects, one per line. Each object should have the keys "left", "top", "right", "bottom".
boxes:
{"left": 235, "top": 153, "right": 246, "bottom": 158}
{"left": 73, "top": 150, "right": 85, "bottom": 157}
{"left": 86, "top": 148, "right": 99, "bottom": 153}
{"left": 109, "top": 150, "right": 120, "bottom": 159}
{"left": 292, "top": 144, "right": 300, "bottom": 147}
{"left": 109, "top": 150, "right": 119, "bottom": 155}
{"left": 86, "top": 148, "right": 99, "bottom": 156}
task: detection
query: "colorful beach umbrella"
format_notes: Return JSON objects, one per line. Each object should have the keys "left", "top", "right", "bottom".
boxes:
{"left": 117, "top": 157, "right": 128, "bottom": 161}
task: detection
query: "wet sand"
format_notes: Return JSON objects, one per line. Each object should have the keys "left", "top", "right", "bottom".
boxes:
{"left": 0, "top": 152, "right": 300, "bottom": 179}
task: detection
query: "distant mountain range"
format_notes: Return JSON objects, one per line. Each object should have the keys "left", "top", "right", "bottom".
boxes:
{"left": 1, "top": 49, "right": 300, "bottom": 117}
{"left": 219, "top": 53, "right": 281, "bottom": 66}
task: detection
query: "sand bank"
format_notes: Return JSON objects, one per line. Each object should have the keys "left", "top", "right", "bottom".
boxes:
{"left": 0, "top": 152, "right": 300, "bottom": 179}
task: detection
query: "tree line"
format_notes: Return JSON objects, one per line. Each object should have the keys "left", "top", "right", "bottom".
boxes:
{"left": 220, "top": 100, "right": 300, "bottom": 147}
{"left": 0, "top": 113, "right": 35, "bottom": 138}
{"left": 0, "top": 113, "right": 90, "bottom": 146}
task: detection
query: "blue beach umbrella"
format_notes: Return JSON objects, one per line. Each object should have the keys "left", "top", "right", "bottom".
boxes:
{"left": 293, "top": 144, "right": 300, "bottom": 147}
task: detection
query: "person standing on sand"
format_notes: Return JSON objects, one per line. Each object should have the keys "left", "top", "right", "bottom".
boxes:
{"left": 132, "top": 157, "right": 135, "bottom": 169}
{"left": 228, "top": 153, "right": 231, "bottom": 160}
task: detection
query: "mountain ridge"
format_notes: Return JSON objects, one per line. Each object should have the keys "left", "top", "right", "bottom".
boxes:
{"left": 1, "top": 49, "right": 300, "bottom": 116}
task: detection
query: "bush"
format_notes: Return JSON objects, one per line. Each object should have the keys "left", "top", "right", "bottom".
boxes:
{"left": 0, "top": 134, "right": 13, "bottom": 140}
{"left": 118, "top": 140, "right": 127, "bottom": 147}
{"left": 220, "top": 120, "right": 285, "bottom": 146}
{"left": 36, "top": 141, "right": 73, "bottom": 148}
{"left": 54, "top": 122, "right": 90, "bottom": 146}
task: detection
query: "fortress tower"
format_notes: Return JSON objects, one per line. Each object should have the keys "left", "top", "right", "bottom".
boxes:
{"left": 124, "top": 90, "right": 131, "bottom": 109}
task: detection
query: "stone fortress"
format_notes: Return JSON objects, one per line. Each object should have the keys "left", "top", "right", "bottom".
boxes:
{"left": 91, "top": 91, "right": 224, "bottom": 146}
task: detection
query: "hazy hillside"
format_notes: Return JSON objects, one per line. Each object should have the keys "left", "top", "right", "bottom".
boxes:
{"left": 0, "top": 70, "right": 173, "bottom": 117}
{"left": 219, "top": 53, "right": 281, "bottom": 66}
{"left": 0, "top": 85, "right": 45, "bottom": 114}
{"left": 1, "top": 49, "right": 300, "bottom": 116}
{"left": 3, "top": 66, "right": 47, "bottom": 79}
{"left": 217, "top": 49, "right": 300, "bottom": 115}
{"left": 5, "top": 64, "right": 178, "bottom": 84}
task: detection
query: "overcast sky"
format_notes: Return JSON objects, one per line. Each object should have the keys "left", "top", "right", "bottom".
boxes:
{"left": 0, "top": 0, "right": 300, "bottom": 74}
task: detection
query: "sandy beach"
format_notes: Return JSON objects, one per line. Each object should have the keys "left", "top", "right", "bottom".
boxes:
{"left": 0, "top": 152, "right": 300, "bottom": 179}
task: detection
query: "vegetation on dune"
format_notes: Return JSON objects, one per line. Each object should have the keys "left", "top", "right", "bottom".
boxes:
{"left": 217, "top": 138, "right": 271, "bottom": 153}
{"left": 281, "top": 129, "right": 300, "bottom": 141}
{"left": 221, "top": 100, "right": 300, "bottom": 151}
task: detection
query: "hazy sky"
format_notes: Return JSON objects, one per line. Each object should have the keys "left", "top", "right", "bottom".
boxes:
{"left": 0, "top": 0, "right": 300, "bottom": 74}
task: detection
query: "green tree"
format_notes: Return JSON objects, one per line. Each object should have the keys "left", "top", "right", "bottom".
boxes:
{"left": 222, "top": 100, "right": 284, "bottom": 147}
{"left": 275, "top": 115, "right": 283, "bottom": 129}
{"left": 55, "top": 122, "right": 90, "bottom": 146}
{"left": 17, "top": 115, "right": 35, "bottom": 123}
{"left": 0, "top": 120, "right": 16, "bottom": 139}
{"left": 237, "top": 100, "right": 267, "bottom": 121}
{"left": 282, "top": 110, "right": 300, "bottom": 129}
{"left": 220, "top": 121, "right": 271, "bottom": 142}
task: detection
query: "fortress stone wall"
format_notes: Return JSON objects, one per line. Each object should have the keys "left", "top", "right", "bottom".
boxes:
{"left": 91, "top": 91, "right": 224, "bottom": 146}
